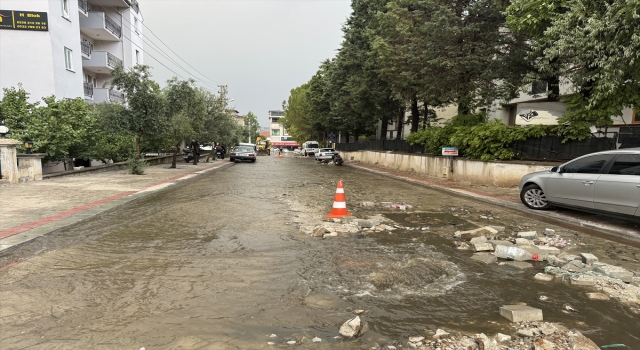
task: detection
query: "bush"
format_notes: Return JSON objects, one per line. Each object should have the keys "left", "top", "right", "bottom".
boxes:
{"left": 127, "top": 157, "right": 148, "bottom": 175}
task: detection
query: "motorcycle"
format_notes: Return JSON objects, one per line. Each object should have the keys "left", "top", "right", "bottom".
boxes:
{"left": 183, "top": 148, "right": 200, "bottom": 163}
{"left": 333, "top": 153, "right": 344, "bottom": 166}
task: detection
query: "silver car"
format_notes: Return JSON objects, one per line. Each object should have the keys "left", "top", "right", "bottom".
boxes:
{"left": 518, "top": 149, "right": 640, "bottom": 218}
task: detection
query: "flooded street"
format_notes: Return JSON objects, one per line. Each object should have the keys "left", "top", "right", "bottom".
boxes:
{"left": 1, "top": 155, "right": 639, "bottom": 349}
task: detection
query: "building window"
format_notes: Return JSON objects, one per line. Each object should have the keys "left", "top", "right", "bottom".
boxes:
{"left": 271, "top": 129, "right": 280, "bottom": 136}
{"left": 530, "top": 81, "right": 547, "bottom": 95}
{"left": 64, "top": 47, "right": 73, "bottom": 71}
{"left": 61, "top": 0, "right": 70, "bottom": 18}
{"left": 271, "top": 117, "right": 280, "bottom": 124}
{"left": 633, "top": 108, "right": 640, "bottom": 124}
{"left": 134, "top": 17, "right": 140, "bottom": 34}
{"left": 135, "top": 50, "right": 140, "bottom": 64}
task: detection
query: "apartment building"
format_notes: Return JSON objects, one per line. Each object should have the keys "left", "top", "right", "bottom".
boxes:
{"left": 268, "top": 110, "right": 299, "bottom": 148}
{"left": 0, "top": 0, "right": 143, "bottom": 104}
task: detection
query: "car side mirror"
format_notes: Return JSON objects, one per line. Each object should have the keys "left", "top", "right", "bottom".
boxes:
{"left": 550, "top": 166, "right": 559, "bottom": 173}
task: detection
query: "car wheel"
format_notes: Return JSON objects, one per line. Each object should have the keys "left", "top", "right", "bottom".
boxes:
{"left": 520, "top": 184, "right": 550, "bottom": 210}
{"left": 251, "top": 159, "right": 256, "bottom": 163}
{"left": 229, "top": 158, "right": 234, "bottom": 162}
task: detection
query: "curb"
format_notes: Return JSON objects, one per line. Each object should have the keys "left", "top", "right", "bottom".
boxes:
{"left": 348, "top": 163, "right": 640, "bottom": 246}
{"left": 0, "top": 162, "right": 233, "bottom": 253}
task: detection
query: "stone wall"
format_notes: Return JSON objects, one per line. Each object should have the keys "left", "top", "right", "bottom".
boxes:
{"left": 341, "top": 150, "right": 559, "bottom": 187}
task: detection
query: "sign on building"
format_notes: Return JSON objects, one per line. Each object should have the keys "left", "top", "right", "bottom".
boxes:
{"left": 0, "top": 10, "right": 48, "bottom": 31}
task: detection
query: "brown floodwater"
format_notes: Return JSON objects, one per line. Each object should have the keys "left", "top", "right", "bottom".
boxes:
{"left": 0, "top": 155, "right": 638, "bottom": 349}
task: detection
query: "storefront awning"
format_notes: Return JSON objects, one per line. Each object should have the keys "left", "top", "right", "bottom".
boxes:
{"left": 271, "top": 141, "right": 300, "bottom": 147}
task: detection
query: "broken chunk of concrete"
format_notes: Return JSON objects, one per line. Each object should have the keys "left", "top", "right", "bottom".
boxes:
{"left": 488, "top": 225, "right": 505, "bottom": 232}
{"left": 593, "top": 264, "right": 634, "bottom": 283}
{"left": 470, "top": 236, "right": 488, "bottom": 244}
{"left": 474, "top": 333, "right": 498, "bottom": 350}
{"left": 496, "top": 333, "right": 511, "bottom": 343}
{"left": 534, "top": 273, "right": 554, "bottom": 282}
{"left": 544, "top": 228, "right": 555, "bottom": 236}
{"left": 517, "top": 231, "right": 537, "bottom": 239}
{"left": 471, "top": 253, "right": 498, "bottom": 264}
{"left": 500, "top": 305, "right": 543, "bottom": 322}
{"left": 580, "top": 253, "right": 599, "bottom": 265}
{"left": 473, "top": 242, "right": 494, "bottom": 252}
{"left": 339, "top": 316, "right": 361, "bottom": 338}
{"left": 515, "top": 238, "right": 534, "bottom": 246}
{"left": 455, "top": 227, "right": 493, "bottom": 241}
{"left": 433, "top": 329, "right": 450, "bottom": 339}
{"left": 359, "top": 201, "right": 375, "bottom": 207}
{"left": 586, "top": 292, "right": 610, "bottom": 301}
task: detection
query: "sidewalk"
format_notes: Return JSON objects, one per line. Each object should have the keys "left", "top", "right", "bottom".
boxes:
{"left": 0, "top": 160, "right": 232, "bottom": 252}
{"left": 348, "top": 162, "right": 640, "bottom": 245}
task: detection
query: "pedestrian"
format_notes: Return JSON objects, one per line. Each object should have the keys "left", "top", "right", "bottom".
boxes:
{"left": 190, "top": 139, "right": 200, "bottom": 165}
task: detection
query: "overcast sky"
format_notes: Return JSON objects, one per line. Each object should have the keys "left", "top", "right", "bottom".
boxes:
{"left": 141, "top": 0, "right": 352, "bottom": 126}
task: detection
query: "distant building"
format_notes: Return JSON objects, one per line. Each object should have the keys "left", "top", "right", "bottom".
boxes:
{"left": 0, "top": 0, "right": 144, "bottom": 104}
{"left": 268, "top": 110, "right": 299, "bottom": 148}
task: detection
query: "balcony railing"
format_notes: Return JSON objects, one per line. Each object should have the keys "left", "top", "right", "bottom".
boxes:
{"left": 81, "top": 38, "right": 93, "bottom": 58}
{"left": 109, "top": 90, "right": 125, "bottom": 104}
{"left": 78, "top": 0, "right": 88, "bottom": 14}
{"left": 83, "top": 82, "right": 94, "bottom": 98}
{"left": 104, "top": 14, "right": 122, "bottom": 38}
{"left": 107, "top": 52, "right": 122, "bottom": 69}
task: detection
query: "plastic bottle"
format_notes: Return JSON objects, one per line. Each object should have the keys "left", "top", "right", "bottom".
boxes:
{"left": 494, "top": 245, "right": 540, "bottom": 261}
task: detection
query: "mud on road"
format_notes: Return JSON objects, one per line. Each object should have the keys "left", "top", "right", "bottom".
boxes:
{"left": 0, "top": 155, "right": 638, "bottom": 349}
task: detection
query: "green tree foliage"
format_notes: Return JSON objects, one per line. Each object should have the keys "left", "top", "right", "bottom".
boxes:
{"left": 244, "top": 111, "right": 260, "bottom": 143}
{"left": 199, "top": 89, "right": 241, "bottom": 158}
{"left": 89, "top": 103, "right": 135, "bottom": 163}
{"left": 507, "top": 0, "right": 640, "bottom": 138}
{"left": 281, "top": 83, "right": 317, "bottom": 142}
{"left": 109, "top": 64, "right": 166, "bottom": 156}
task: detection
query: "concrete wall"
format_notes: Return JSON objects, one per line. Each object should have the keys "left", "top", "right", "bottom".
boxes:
{"left": 342, "top": 150, "right": 558, "bottom": 187}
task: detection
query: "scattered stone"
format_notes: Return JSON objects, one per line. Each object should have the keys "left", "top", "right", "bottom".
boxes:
{"left": 544, "top": 228, "right": 555, "bottom": 236}
{"left": 562, "top": 260, "right": 587, "bottom": 272}
{"left": 487, "top": 225, "right": 505, "bottom": 232}
{"left": 586, "top": 292, "right": 610, "bottom": 301}
{"left": 594, "top": 264, "right": 634, "bottom": 283}
{"left": 534, "top": 338, "right": 556, "bottom": 350}
{"left": 473, "top": 242, "right": 494, "bottom": 252}
{"left": 360, "top": 201, "right": 375, "bottom": 207}
{"left": 312, "top": 337, "right": 322, "bottom": 343}
{"left": 270, "top": 334, "right": 277, "bottom": 338}
{"left": 534, "top": 273, "right": 554, "bottom": 281}
{"left": 313, "top": 227, "right": 327, "bottom": 237}
{"left": 470, "top": 236, "right": 488, "bottom": 244}
{"left": 517, "top": 329, "right": 534, "bottom": 337}
{"left": 339, "top": 316, "right": 362, "bottom": 338}
{"left": 322, "top": 232, "right": 338, "bottom": 239}
{"left": 354, "top": 309, "right": 366, "bottom": 314}
{"left": 287, "top": 340, "right": 296, "bottom": 345}
{"left": 536, "top": 245, "right": 561, "bottom": 252}
{"left": 538, "top": 295, "right": 550, "bottom": 302}
{"left": 563, "top": 303, "right": 578, "bottom": 312}
{"left": 474, "top": 333, "right": 498, "bottom": 350}
{"left": 267, "top": 342, "right": 275, "bottom": 345}
{"left": 433, "top": 329, "right": 450, "bottom": 339}
{"left": 387, "top": 346, "right": 397, "bottom": 350}
{"left": 496, "top": 333, "right": 511, "bottom": 343}
{"left": 408, "top": 336, "right": 425, "bottom": 342}
{"left": 539, "top": 323, "right": 556, "bottom": 335}
{"left": 517, "top": 231, "right": 538, "bottom": 239}
{"left": 470, "top": 252, "right": 497, "bottom": 264}
{"left": 357, "top": 219, "right": 378, "bottom": 228}
{"left": 580, "top": 253, "right": 599, "bottom": 265}
{"left": 489, "top": 240, "right": 514, "bottom": 248}
{"left": 558, "top": 253, "right": 581, "bottom": 261}
{"left": 480, "top": 215, "right": 488, "bottom": 219}
{"left": 503, "top": 261, "right": 533, "bottom": 269}
{"left": 500, "top": 305, "right": 543, "bottom": 322}
{"left": 455, "top": 227, "right": 494, "bottom": 241}
{"left": 516, "top": 238, "right": 534, "bottom": 245}
{"left": 570, "top": 276, "right": 595, "bottom": 286}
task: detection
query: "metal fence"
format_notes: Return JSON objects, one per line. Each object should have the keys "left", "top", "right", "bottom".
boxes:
{"left": 512, "top": 135, "right": 616, "bottom": 161}
{"left": 335, "top": 139, "right": 424, "bottom": 153}
{"left": 335, "top": 135, "right": 616, "bottom": 162}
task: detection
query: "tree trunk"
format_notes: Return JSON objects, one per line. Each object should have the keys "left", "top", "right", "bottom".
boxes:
{"left": 135, "top": 136, "right": 141, "bottom": 158}
{"left": 345, "top": 131, "right": 350, "bottom": 143}
{"left": 396, "top": 107, "right": 404, "bottom": 140}
{"left": 410, "top": 94, "right": 420, "bottom": 133}
{"left": 422, "top": 103, "right": 429, "bottom": 130}
{"left": 380, "top": 114, "right": 388, "bottom": 140}
{"left": 171, "top": 144, "right": 178, "bottom": 168}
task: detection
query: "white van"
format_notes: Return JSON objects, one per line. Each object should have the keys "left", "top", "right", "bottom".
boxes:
{"left": 301, "top": 141, "right": 320, "bottom": 156}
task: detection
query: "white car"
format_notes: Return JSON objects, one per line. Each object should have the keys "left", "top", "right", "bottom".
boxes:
{"left": 315, "top": 148, "right": 337, "bottom": 161}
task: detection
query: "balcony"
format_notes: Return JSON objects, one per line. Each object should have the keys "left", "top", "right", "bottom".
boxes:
{"left": 91, "top": 88, "right": 125, "bottom": 104}
{"left": 82, "top": 51, "right": 122, "bottom": 73}
{"left": 80, "top": 12, "right": 121, "bottom": 41}
{"left": 81, "top": 38, "right": 93, "bottom": 59}
{"left": 83, "top": 82, "right": 94, "bottom": 99}
{"left": 131, "top": 0, "right": 140, "bottom": 13}
{"left": 78, "top": 0, "right": 89, "bottom": 17}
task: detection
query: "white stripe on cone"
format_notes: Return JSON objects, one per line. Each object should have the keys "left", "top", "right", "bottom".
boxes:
{"left": 336, "top": 188, "right": 344, "bottom": 193}
{"left": 333, "top": 202, "right": 347, "bottom": 209}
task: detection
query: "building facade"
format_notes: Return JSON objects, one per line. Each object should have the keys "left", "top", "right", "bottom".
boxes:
{"left": 0, "top": 0, "right": 143, "bottom": 103}
{"left": 268, "top": 110, "right": 299, "bottom": 148}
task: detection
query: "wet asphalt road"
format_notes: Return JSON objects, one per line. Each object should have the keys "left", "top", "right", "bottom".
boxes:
{"left": 1, "top": 155, "right": 639, "bottom": 349}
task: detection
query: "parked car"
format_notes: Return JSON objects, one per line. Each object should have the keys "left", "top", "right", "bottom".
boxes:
{"left": 518, "top": 149, "right": 640, "bottom": 219}
{"left": 229, "top": 145, "right": 257, "bottom": 163}
{"left": 315, "top": 148, "right": 338, "bottom": 161}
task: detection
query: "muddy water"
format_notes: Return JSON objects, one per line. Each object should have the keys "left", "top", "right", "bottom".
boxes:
{"left": 1, "top": 155, "right": 639, "bottom": 349}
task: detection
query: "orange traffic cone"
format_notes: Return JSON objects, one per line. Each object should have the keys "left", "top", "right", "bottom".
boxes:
{"left": 279, "top": 152, "right": 283, "bottom": 158}
{"left": 326, "top": 180, "right": 353, "bottom": 219}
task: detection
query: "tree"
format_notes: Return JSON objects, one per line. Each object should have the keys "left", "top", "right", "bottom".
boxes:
{"left": 281, "top": 84, "right": 317, "bottom": 142}
{"left": 507, "top": 0, "right": 640, "bottom": 139}
{"left": 244, "top": 111, "right": 260, "bottom": 144}
{"left": 109, "top": 64, "right": 166, "bottom": 156}
{"left": 89, "top": 103, "right": 135, "bottom": 163}
{"left": 162, "top": 78, "right": 206, "bottom": 168}
{"left": 200, "top": 89, "right": 241, "bottom": 161}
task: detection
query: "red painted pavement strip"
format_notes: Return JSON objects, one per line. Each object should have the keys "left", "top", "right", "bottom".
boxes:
{"left": 0, "top": 162, "right": 229, "bottom": 241}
